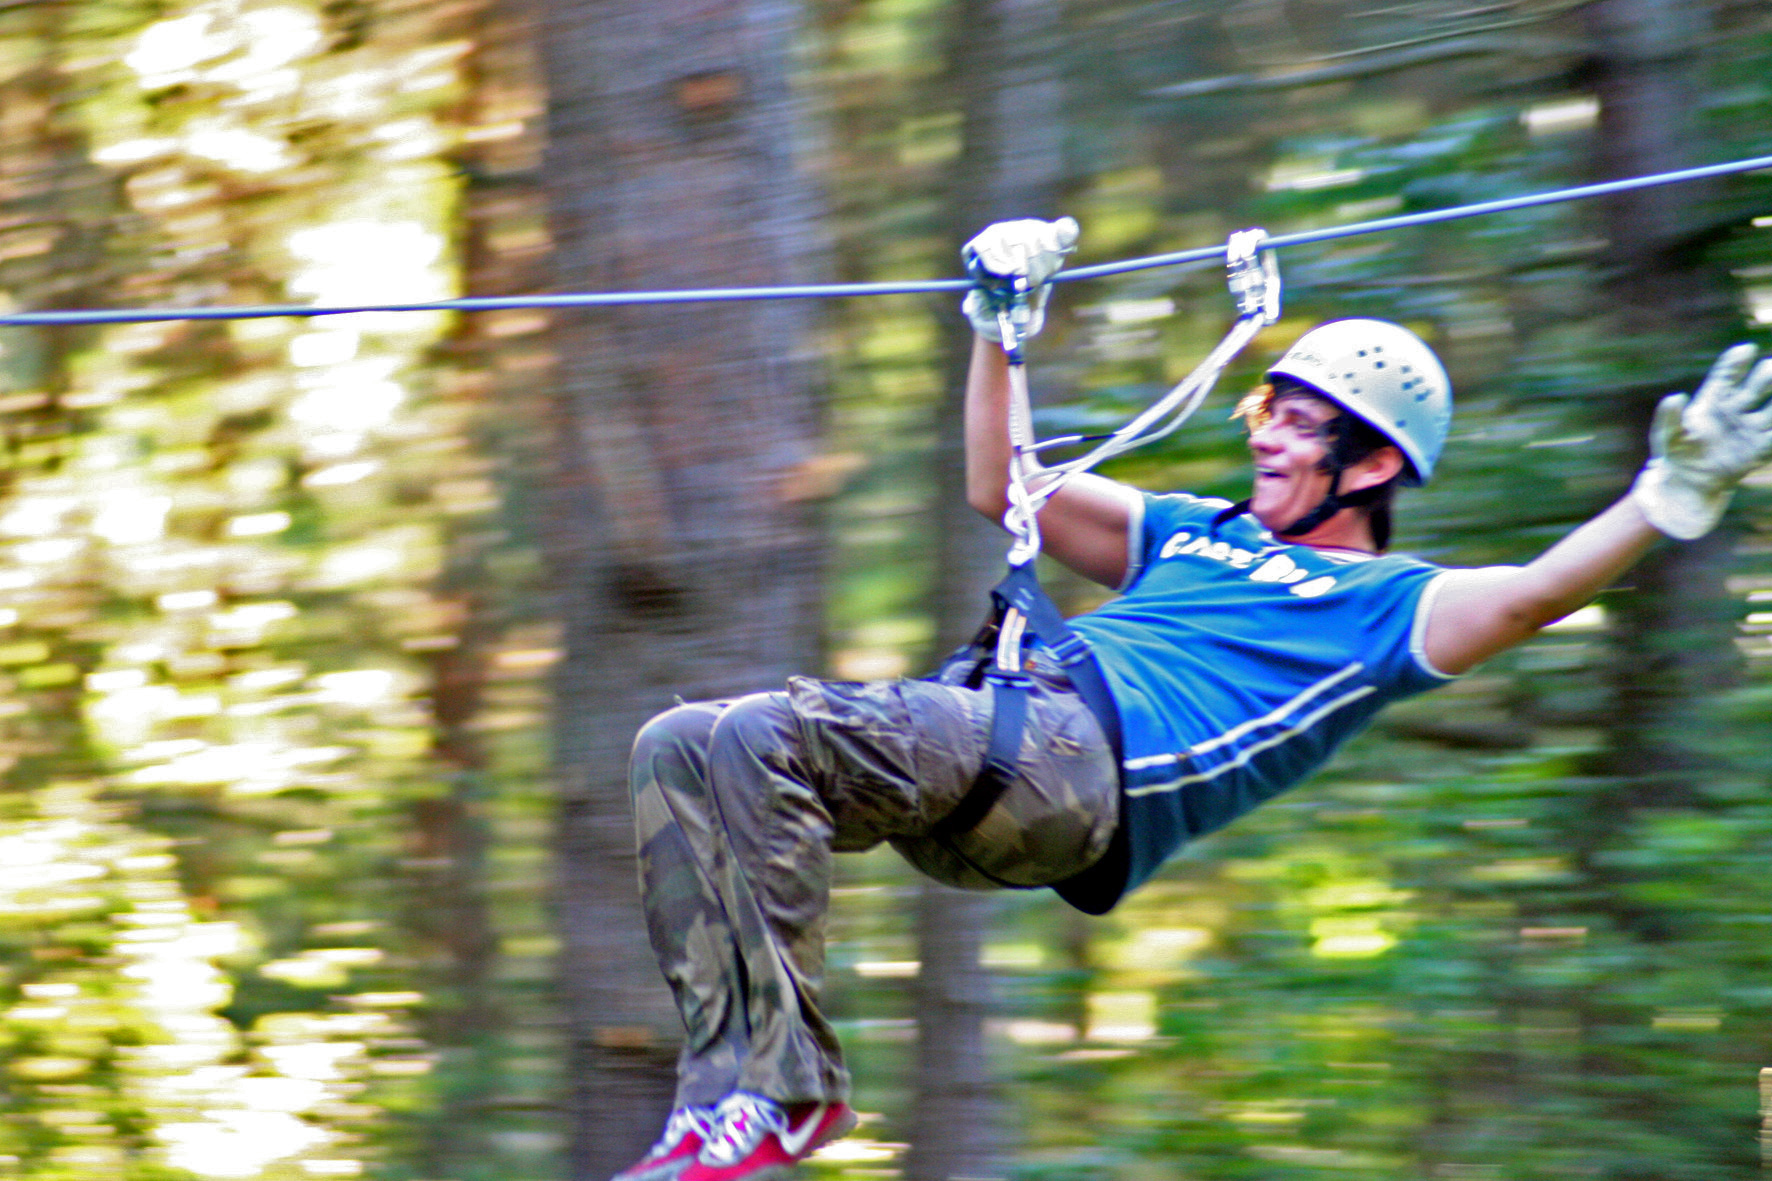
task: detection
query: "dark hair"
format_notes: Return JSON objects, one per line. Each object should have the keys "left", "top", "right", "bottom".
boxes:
{"left": 1320, "top": 408, "right": 1400, "bottom": 549}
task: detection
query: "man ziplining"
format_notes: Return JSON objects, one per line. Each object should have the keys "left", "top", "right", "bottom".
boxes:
{"left": 612, "top": 216, "right": 1772, "bottom": 1181}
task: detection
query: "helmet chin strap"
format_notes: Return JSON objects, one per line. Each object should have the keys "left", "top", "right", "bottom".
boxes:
{"left": 1211, "top": 466, "right": 1388, "bottom": 541}
{"left": 1277, "top": 469, "right": 1388, "bottom": 538}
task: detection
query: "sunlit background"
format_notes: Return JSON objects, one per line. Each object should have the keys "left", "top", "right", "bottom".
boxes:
{"left": 1, "top": 2, "right": 558, "bottom": 1177}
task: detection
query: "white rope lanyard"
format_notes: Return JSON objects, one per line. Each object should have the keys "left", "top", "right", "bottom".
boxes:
{"left": 993, "top": 228, "right": 1282, "bottom": 567}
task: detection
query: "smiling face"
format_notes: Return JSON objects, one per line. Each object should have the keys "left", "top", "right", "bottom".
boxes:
{"left": 1240, "top": 383, "right": 1408, "bottom": 549}
{"left": 1246, "top": 389, "right": 1342, "bottom": 534}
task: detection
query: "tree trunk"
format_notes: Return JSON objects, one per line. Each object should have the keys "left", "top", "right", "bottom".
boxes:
{"left": 905, "top": 0, "right": 1066, "bottom": 1175}
{"left": 1575, "top": 1, "right": 1749, "bottom": 1174}
{"left": 536, "top": 2, "right": 829, "bottom": 1176}
{"left": 1581, "top": 0, "right": 1738, "bottom": 917}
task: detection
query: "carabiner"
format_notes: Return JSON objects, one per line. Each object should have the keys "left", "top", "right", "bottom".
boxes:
{"left": 1225, "top": 228, "right": 1281, "bottom": 325}
{"left": 967, "top": 252, "right": 1032, "bottom": 364}
{"left": 996, "top": 306, "right": 1025, "bottom": 364}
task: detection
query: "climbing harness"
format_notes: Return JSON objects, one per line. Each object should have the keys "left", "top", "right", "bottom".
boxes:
{"left": 930, "top": 230, "right": 1284, "bottom": 882}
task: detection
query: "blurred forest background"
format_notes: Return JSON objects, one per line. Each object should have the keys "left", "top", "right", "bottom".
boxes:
{"left": 1, "top": 0, "right": 1771, "bottom": 1179}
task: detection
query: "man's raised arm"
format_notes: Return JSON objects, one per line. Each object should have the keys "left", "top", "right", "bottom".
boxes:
{"left": 1425, "top": 344, "right": 1772, "bottom": 675}
{"left": 960, "top": 219, "right": 1140, "bottom": 590}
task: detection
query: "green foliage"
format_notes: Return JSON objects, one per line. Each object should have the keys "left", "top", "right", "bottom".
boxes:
{"left": 0, "top": 1, "right": 558, "bottom": 1178}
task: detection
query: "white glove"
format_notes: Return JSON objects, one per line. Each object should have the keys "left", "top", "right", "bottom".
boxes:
{"left": 1630, "top": 343, "right": 1772, "bottom": 539}
{"left": 961, "top": 216, "right": 1079, "bottom": 345}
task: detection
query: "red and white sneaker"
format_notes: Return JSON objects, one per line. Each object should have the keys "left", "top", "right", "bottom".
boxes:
{"left": 678, "top": 1092, "right": 856, "bottom": 1181}
{"left": 611, "top": 1105, "right": 716, "bottom": 1181}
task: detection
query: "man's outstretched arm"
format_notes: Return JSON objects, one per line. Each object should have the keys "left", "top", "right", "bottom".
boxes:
{"left": 1425, "top": 344, "right": 1772, "bottom": 675}
{"left": 1423, "top": 496, "right": 1659, "bottom": 675}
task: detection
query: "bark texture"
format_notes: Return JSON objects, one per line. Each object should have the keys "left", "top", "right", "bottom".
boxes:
{"left": 905, "top": 0, "right": 1066, "bottom": 1175}
{"left": 536, "top": 2, "right": 828, "bottom": 1175}
{"left": 1582, "top": 0, "right": 1740, "bottom": 881}
{"left": 1575, "top": 3, "right": 1749, "bottom": 1172}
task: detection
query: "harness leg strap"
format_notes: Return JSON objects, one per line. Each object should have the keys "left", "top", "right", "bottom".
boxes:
{"left": 930, "top": 670, "right": 1028, "bottom": 840}
{"left": 997, "top": 565, "right": 1124, "bottom": 760}
{"left": 929, "top": 562, "right": 1123, "bottom": 845}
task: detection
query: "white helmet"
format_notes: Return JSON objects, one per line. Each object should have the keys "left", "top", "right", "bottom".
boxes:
{"left": 1266, "top": 319, "right": 1452, "bottom": 483}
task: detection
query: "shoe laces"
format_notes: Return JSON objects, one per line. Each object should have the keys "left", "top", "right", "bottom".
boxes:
{"left": 701, "top": 1093, "right": 788, "bottom": 1166}
{"left": 647, "top": 1106, "right": 714, "bottom": 1160}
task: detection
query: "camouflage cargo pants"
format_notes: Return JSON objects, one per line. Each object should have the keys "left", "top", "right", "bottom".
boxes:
{"left": 630, "top": 668, "right": 1119, "bottom": 1107}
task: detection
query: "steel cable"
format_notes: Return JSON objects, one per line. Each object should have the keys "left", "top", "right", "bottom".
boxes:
{"left": 0, "top": 153, "right": 1767, "bottom": 326}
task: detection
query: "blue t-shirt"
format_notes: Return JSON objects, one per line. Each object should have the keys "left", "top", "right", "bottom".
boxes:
{"left": 1061, "top": 491, "right": 1454, "bottom": 908}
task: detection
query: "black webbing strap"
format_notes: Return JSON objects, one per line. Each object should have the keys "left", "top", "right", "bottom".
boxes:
{"left": 994, "top": 563, "right": 1123, "bottom": 758}
{"left": 931, "top": 562, "right": 1124, "bottom": 842}
{"left": 930, "top": 669, "right": 1028, "bottom": 840}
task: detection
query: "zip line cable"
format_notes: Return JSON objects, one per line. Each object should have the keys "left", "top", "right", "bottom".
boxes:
{"left": 1062, "top": 152, "right": 1772, "bottom": 283}
{"left": 2, "top": 153, "right": 1770, "bottom": 328}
